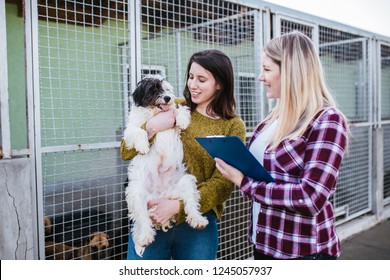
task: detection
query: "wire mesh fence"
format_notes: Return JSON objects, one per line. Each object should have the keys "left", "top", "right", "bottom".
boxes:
{"left": 384, "top": 125, "right": 390, "bottom": 202}
{"left": 5, "top": 0, "right": 387, "bottom": 260}
{"left": 37, "top": 0, "right": 130, "bottom": 260}
{"left": 381, "top": 43, "right": 390, "bottom": 204}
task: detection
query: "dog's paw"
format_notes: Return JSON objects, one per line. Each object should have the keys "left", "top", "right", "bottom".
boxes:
{"left": 135, "top": 141, "right": 150, "bottom": 154}
{"left": 133, "top": 226, "right": 156, "bottom": 253}
{"left": 176, "top": 116, "right": 190, "bottom": 130}
{"left": 135, "top": 245, "right": 146, "bottom": 257}
{"left": 175, "top": 106, "right": 191, "bottom": 130}
{"left": 186, "top": 214, "right": 209, "bottom": 229}
{"left": 123, "top": 135, "right": 134, "bottom": 149}
{"left": 123, "top": 127, "right": 150, "bottom": 153}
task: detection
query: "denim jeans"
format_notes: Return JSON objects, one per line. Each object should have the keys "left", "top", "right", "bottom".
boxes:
{"left": 127, "top": 211, "right": 218, "bottom": 260}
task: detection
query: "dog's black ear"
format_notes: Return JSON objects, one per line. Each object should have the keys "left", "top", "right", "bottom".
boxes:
{"left": 132, "top": 78, "right": 162, "bottom": 107}
{"left": 132, "top": 80, "right": 144, "bottom": 106}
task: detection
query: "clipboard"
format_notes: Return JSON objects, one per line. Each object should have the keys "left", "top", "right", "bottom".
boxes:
{"left": 195, "top": 136, "right": 275, "bottom": 183}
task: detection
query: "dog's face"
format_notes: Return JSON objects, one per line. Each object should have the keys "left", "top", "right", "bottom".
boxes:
{"left": 80, "top": 232, "right": 111, "bottom": 260}
{"left": 132, "top": 75, "right": 175, "bottom": 112}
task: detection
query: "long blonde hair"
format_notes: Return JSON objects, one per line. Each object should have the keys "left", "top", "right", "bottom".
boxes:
{"left": 264, "top": 31, "right": 348, "bottom": 150}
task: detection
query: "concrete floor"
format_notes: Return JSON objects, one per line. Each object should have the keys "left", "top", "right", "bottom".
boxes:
{"left": 339, "top": 218, "right": 390, "bottom": 260}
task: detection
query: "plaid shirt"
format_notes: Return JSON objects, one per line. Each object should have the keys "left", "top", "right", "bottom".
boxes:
{"left": 240, "top": 107, "right": 347, "bottom": 259}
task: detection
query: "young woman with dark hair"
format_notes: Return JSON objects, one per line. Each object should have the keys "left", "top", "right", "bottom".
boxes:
{"left": 121, "top": 49, "right": 246, "bottom": 259}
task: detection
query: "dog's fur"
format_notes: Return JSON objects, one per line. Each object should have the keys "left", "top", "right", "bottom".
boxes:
{"left": 77, "top": 232, "right": 111, "bottom": 260}
{"left": 44, "top": 216, "right": 111, "bottom": 260}
{"left": 123, "top": 75, "right": 208, "bottom": 257}
{"left": 45, "top": 240, "right": 78, "bottom": 260}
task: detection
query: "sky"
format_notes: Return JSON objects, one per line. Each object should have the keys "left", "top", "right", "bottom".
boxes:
{"left": 263, "top": 0, "right": 390, "bottom": 38}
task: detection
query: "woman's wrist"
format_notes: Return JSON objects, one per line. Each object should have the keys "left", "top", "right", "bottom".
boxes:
{"left": 235, "top": 174, "right": 244, "bottom": 187}
{"left": 170, "top": 197, "right": 181, "bottom": 215}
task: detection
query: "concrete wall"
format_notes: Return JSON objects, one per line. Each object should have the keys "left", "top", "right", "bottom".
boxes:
{"left": 0, "top": 158, "right": 35, "bottom": 259}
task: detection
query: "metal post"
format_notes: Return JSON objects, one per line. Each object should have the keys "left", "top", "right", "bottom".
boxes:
{"left": 0, "top": 0, "right": 11, "bottom": 159}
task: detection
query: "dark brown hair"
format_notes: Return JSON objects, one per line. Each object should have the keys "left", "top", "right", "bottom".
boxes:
{"left": 183, "top": 49, "right": 237, "bottom": 119}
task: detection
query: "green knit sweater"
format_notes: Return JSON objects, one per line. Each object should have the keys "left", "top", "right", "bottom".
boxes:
{"left": 120, "top": 107, "right": 246, "bottom": 224}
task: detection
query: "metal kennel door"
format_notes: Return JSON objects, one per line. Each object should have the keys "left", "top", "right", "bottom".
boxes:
{"left": 136, "top": 0, "right": 263, "bottom": 260}
{"left": 30, "top": 0, "right": 136, "bottom": 259}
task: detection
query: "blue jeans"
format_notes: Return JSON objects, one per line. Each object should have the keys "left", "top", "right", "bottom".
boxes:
{"left": 127, "top": 211, "right": 218, "bottom": 260}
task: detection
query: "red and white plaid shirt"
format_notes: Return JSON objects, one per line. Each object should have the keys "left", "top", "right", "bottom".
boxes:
{"left": 240, "top": 107, "right": 348, "bottom": 259}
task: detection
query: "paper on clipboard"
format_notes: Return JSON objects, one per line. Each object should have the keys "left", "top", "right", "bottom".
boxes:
{"left": 195, "top": 136, "right": 275, "bottom": 183}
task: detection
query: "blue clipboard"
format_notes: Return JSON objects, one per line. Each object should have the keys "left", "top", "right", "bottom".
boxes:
{"left": 195, "top": 136, "right": 275, "bottom": 183}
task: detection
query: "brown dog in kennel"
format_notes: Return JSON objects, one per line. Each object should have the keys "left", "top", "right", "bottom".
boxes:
{"left": 44, "top": 214, "right": 111, "bottom": 260}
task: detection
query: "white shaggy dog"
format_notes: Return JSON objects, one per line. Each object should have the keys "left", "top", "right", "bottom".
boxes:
{"left": 123, "top": 75, "right": 208, "bottom": 257}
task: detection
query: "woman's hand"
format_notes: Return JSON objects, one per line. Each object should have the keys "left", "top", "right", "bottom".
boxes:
{"left": 215, "top": 158, "right": 244, "bottom": 186}
{"left": 146, "top": 110, "right": 176, "bottom": 139}
{"left": 148, "top": 198, "right": 180, "bottom": 225}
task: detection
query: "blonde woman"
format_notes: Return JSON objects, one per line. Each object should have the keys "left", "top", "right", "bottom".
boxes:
{"left": 216, "top": 31, "right": 349, "bottom": 260}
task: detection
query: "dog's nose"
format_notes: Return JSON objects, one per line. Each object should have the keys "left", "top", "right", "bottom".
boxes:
{"left": 163, "top": 96, "right": 171, "bottom": 103}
